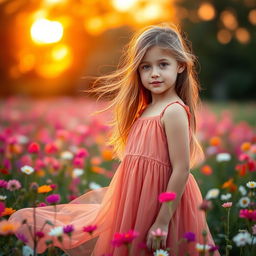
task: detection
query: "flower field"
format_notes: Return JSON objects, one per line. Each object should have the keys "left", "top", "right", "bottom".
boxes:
{"left": 0, "top": 97, "right": 255, "bottom": 256}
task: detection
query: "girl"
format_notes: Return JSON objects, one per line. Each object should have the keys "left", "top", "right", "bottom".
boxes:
{"left": 9, "top": 23, "right": 220, "bottom": 256}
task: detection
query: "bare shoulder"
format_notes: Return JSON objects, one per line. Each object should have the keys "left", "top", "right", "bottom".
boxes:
{"left": 161, "top": 102, "right": 189, "bottom": 129}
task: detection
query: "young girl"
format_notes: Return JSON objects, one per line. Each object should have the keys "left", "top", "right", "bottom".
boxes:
{"left": 9, "top": 23, "right": 220, "bottom": 256}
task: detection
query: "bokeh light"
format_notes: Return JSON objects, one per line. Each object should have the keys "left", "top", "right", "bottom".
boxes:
{"left": 30, "top": 18, "right": 64, "bottom": 44}
{"left": 220, "top": 10, "right": 238, "bottom": 30}
{"left": 198, "top": 2, "right": 216, "bottom": 21}
{"left": 235, "top": 27, "right": 250, "bottom": 44}
{"left": 217, "top": 29, "right": 232, "bottom": 44}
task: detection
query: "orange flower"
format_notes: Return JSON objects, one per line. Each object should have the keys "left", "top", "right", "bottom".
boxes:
{"left": 200, "top": 165, "right": 213, "bottom": 175}
{"left": 91, "top": 166, "right": 105, "bottom": 174}
{"left": 222, "top": 178, "right": 237, "bottom": 192}
{"left": 235, "top": 163, "right": 247, "bottom": 177}
{"left": 101, "top": 149, "right": 113, "bottom": 161}
{"left": 2, "top": 207, "right": 16, "bottom": 216}
{"left": 91, "top": 157, "right": 102, "bottom": 165}
{"left": 241, "top": 142, "right": 251, "bottom": 152}
{"left": 36, "top": 169, "right": 46, "bottom": 177}
{"left": 37, "top": 185, "right": 52, "bottom": 194}
{"left": 210, "top": 136, "right": 221, "bottom": 146}
{"left": 0, "top": 219, "right": 20, "bottom": 235}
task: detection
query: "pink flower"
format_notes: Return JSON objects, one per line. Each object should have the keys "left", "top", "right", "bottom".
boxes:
{"left": 252, "top": 224, "right": 256, "bottom": 235}
{"left": 0, "top": 202, "right": 5, "bottom": 216}
{"left": 45, "top": 194, "right": 61, "bottom": 204}
{"left": 35, "top": 231, "right": 45, "bottom": 238}
{"left": 151, "top": 228, "right": 167, "bottom": 238}
{"left": 0, "top": 179, "right": 7, "bottom": 188}
{"left": 83, "top": 225, "right": 97, "bottom": 235}
{"left": 76, "top": 148, "right": 89, "bottom": 158}
{"left": 158, "top": 192, "right": 176, "bottom": 203}
{"left": 239, "top": 209, "right": 256, "bottom": 221}
{"left": 199, "top": 200, "right": 213, "bottom": 211}
{"left": 45, "top": 143, "right": 58, "bottom": 154}
{"left": 28, "top": 142, "right": 40, "bottom": 154}
{"left": 222, "top": 202, "right": 233, "bottom": 208}
{"left": 111, "top": 230, "right": 139, "bottom": 247}
{"left": 7, "top": 179, "right": 22, "bottom": 191}
{"left": 37, "top": 202, "right": 47, "bottom": 207}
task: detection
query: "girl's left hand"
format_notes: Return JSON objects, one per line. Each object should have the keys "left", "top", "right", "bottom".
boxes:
{"left": 146, "top": 222, "right": 169, "bottom": 251}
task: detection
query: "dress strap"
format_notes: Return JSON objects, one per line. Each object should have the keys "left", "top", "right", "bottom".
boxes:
{"left": 160, "top": 101, "right": 191, "bottom": 127}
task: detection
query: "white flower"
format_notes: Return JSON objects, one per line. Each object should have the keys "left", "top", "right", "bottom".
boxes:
{"left": 22, "top": 245, "right": 33, "bottom": 256}
{"left": 48, "top": 226, "right": 63, "bottom": 237}
{"left": 239, "top": 185, "right": 247, "bottom": 196}
{"left": 154, "top": 249, "right": 169, "bottom": 256}
{"left": 239, "top": 197, "right": 250, "bottom": 208}
{"left": 233, "top": 232, "right": 251, "bottom": 246}
{"left": 216, "top": 153, "right": 231, "bottom": 162}
{"left": 60, "top": 151, "right": 73, "bottom": 160}
{"left": 205, "top": 188, "right": 220, "bottom": 200}
{"left": 220, "top": 193, "right": 232, "bottom": 201}
{"left": 18, "top": 135, "right": 29, "bottom": 144}
{"left": 195, "top": 243, "right": 211, "bottom": 252}
{"left": 246, "top": 181, "right": 256, "bottom": 189}
{"left": 72, "top": 168, "right": 84, "bottom": 178}
{"left": 21, "top": 165, "right": 34, "bottom": 175}
{"left": 0, "top": 195, "right": 7, "bottom": 200}
{"left": 89, "top": 182, "right": 102, "bottom": 190}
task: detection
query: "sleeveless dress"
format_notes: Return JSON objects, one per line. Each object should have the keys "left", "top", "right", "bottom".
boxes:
{"left": 9, "top": 101, "right": 220, "bottom": 256}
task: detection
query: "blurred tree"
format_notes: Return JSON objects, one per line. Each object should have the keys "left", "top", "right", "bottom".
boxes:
{"left": 175, "top": 0, "right": 256, "bottom": 101}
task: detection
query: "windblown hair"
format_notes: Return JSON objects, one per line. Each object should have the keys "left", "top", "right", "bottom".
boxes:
{"left": 85, "top": 22, "right": 205, "bottom": 168}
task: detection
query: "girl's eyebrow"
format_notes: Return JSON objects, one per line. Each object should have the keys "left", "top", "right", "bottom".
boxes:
{"left": 140, "top": 58, "right": 169, "bottom": 64}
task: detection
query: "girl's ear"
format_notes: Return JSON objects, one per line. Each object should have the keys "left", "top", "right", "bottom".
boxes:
{"left": 177, "top": 64, "right": 185, "bottom": 73}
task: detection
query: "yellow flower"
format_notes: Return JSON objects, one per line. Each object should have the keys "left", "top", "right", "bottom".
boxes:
{"left": 241, "top": 142, "right": 251, "bottom": 152}
{"left": 246, "top": 181, "right": 256, "bottom": 189}
{"left": 2, "top": 208, "right": 16, "bottom": 216}
{"left": 37, "top": 185, "right": 52, "bottom": 194}
{"left": 0, "top": 220, "right": 20, "bottom": 235}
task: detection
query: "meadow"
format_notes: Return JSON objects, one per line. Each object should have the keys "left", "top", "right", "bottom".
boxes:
{"left": 0, "top": 97, "right": 255, "bottom": 256}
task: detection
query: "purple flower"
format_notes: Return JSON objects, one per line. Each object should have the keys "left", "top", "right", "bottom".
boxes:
{"left": 63, "top": 224, "right": 74, "bottom": 234}
{"left": 209, "top": 244, "right": 219, "bottom": 252}
{"left": 183, "top": 232, "right": 196, "bottom": 242}
{"left": 0, "top": 180, "right": 7, "bottom": 188}
{"left": 6, "top": 180, "right": 22, "bottom": 191}
{"left": 17, "top": 233, "right": 28, "bottom": 243}
{"left": 45, "top": 194, "right": 61, "bottom": 204}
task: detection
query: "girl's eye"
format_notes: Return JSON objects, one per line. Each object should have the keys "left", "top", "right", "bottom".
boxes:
{"left": 160, "top": 62, "right": 169, "bottom": 67}
{"left": 141, "top": 65, "right": 150, "bottom": 70}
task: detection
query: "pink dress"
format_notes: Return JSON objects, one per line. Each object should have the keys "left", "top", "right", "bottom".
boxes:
{"left": 9, "top": 101, "right": 220, "bottom": 256}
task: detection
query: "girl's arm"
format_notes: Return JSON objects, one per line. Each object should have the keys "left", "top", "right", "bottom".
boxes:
{"left": 155, "top": 104, "right": 190, "bottom": 225}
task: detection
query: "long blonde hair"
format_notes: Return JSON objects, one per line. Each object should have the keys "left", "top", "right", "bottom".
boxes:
{"left": 85, "top": 22, "right": 205, "bottom": 168}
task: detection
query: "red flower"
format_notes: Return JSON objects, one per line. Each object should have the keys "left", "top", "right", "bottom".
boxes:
{"left": 28, "top": 142, "right": 40, "bottom": 154}
{"left": 83, "top": 225, "right": 97, "bottom": 235}
{"left": 158, "top": 192, "right": 176, "bottom": 203}
{"left": 111, "top": 230, "right": 139, "bottom": 247}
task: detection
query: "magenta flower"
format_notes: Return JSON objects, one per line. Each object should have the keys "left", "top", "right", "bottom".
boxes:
{"left": 17, "top": 233, "right": 28, "bottom": 243}
{"left": 209, "top": 244, "right": 219, "bottom": 252}
{"left": 0, "top": 202, "right": 5, "bottom": 216}
{"left": 28, "top": 142, "right": 40, "bottom": 154}
{"left": 83, "top": 224, "right": 97, "bottom": 235}
{"left": 76, "top": 148, "right": 89, "bottom": 158}
{"left": 6, "top": 179, "right": 22, "bottom": 191}
{"left": 183, "top": 232, "right": 196, "bottom": 242}
{"left": 37, "top": 202, "right": 47, "bottom": 207}
{"left": 46, "top": 194, "right": 61, "bottom": 204}
{"left": 239, "top": 209, "right": 256, "bottom": 221}
{"left": 111, "top": 230, "right": 139, "bottom": 247}
{"left": 158, "top": 192, "right": 176, "bottom": 203}
{"left": 63, "top": 224, "right": 74, "bottom": 235}
{"left": 0, "top": 180, "right": 7, "bottom": 188}
{"left": 35, "top": 231, "right": 45, "bottom": 238}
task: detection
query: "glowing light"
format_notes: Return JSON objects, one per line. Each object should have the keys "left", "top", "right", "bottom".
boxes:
{"left": 134, "top": 3, "right": 165, "bottom": 23}
{"left": 235, "top": 27, "right": 250, "bottom": 44}
{"left": 43, "top": 0, "right": 67, "bottom": 4}
{"left": 248, "top": 9, "right": 256, "bottom": 25}
{"left": 112, "top": 0, "right": 137, "bottom": 12}
{"left": 198, "top": 2, "right": 215, "bottom": 21}
{"left": 217, "top": 29, "right": 232, "bottom": 44}
{"left": 35, "top": 44, "right": 72, "bottom": 78}
{"left": 220, "top": 10, "right": 238, "bottom": 30}
{"left": 85, "top": 17, "right": 105, "bottom": 35}
{"left": 18, "top": 54, "right": 35, "bottom": 73}
{"left": 31, "top": 18, "right": 64, "bottom": 44}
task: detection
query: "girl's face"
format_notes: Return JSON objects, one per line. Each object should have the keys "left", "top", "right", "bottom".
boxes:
{"left": 138, "top": 45, "right": 184, "bottom": 98}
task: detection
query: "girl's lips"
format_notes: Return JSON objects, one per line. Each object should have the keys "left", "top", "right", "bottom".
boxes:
{"left": 151, "top": 81, "right": 163, "bottom": 84}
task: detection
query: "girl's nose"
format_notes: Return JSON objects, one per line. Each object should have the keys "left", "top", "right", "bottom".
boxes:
{"left": 151, "top": 67, "right": 160, "bottom": 78}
